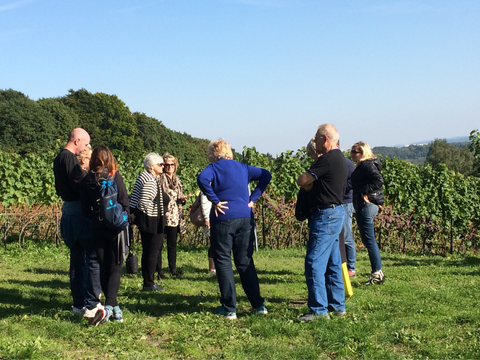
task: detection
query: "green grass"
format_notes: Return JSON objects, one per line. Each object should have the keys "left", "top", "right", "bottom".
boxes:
{"left": 1, "top": 242, "right": 480, "bottom": 359}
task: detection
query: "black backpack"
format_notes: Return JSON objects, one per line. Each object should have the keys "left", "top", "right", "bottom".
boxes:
{"left": 98, "top": 173, "right": 129, "bottom": 231}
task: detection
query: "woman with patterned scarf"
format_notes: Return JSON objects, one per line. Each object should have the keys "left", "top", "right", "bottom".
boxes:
{"left": 157, "top": 153, "right": 191, "bottom": 278}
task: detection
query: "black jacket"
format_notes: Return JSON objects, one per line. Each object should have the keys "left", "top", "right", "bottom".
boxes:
{"left": 351, "top": 158, "right": 384, "bottom": 211}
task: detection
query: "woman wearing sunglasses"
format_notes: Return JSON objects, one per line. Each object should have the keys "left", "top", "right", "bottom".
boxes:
{"left": 350, "top": 142, "right": 385, "bottom": 285}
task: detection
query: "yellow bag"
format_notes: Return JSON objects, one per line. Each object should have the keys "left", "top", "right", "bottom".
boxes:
{"left": 342, "top": 262, "right": 353, "bottom": 297}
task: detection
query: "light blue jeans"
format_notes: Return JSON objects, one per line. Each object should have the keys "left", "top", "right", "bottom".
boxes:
{"left": 305, "top": 206, "right": 345, "bottom": 315}
{"left": 355, "top": 202, "right": 382, "bottom": 273}
{"left": 342, "top": 203, "right": 356, "bottom": 271}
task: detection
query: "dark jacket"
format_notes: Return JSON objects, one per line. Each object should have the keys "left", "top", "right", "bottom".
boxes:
{"left": 343, "top": 157, "right": 355, "bottom": 204}
{"left": 351, "top": 158, "right": 384, "bottom": 211}
{"left": 80, "top": 170, "right": 130, "bottom": 229}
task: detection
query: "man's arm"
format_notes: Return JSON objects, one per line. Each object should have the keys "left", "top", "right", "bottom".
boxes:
{"left": 297, "top": 172, "right": 315, "bottom": 191}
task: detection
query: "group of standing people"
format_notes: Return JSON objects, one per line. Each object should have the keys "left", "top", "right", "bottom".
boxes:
{"left": 54, "top": 125, "right": 385, "bottom": 324}
{"left": 54, "top": 128, "right": 191, "bottom": 325}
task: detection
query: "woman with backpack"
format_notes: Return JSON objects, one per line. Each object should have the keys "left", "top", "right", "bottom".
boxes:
{"left": 80, "top": 146, "right": 130, "bottom": 325}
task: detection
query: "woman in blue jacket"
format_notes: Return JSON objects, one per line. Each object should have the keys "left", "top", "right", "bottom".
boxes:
{"left": 197, "top": 139, "right": 271, "bottom": 319}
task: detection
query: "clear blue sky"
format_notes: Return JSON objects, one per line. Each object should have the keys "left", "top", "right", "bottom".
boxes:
{"left": 1, "top": 0, "right": 479, "bottom": 155}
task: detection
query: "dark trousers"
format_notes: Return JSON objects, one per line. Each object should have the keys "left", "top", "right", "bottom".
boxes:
{"left": 211, "top": 217, "right": 264, "bottom": 313}
{"left": 94, "top": 228, "right": 123, "bottom": 307}
{"left": 141, "top": 232, "right": 163, "bottom": 287}
{"left": 156, "top": 226, "right": 178, "bottom": 273}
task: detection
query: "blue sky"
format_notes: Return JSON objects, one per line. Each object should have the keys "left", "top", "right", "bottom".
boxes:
{"left": 1, "top": 0, "right": 479, "bottom": 155}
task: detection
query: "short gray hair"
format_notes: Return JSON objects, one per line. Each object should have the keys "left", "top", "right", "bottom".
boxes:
{"left": 143, "top": 152, "right": 163, "bottom": 171}
{"left": 317, "top": 123, "right": 339, "bottom": 143}
{"left": 306, "top": 137, "right": 316, "bottom": 158}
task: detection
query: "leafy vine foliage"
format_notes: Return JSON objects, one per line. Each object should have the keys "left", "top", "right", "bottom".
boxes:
{"left": 1, "top": 88, "right": 479, "bottom": 253}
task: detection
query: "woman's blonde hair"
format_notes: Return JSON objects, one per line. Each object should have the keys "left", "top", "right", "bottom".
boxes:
{"left": 352, "top": 141, "right": 376, "bottom": 161}
{"left": 77, "top": 147, "right": 92, "bottom": 164}
{"left": 163, "top": 153, "right": 179, "bottom": 173}
{"left": 208, "top": 138, "right": 233, "bottom": 161}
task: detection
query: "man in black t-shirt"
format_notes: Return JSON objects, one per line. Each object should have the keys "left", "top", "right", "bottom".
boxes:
{"left": 53, "top": 128, "right": 102, "bottom": 318}
{"left": 297, "top": 124, "right": 347, "bottom": 322}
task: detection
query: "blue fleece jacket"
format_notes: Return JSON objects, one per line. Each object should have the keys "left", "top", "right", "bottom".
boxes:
{"left": 197, "top": 158, "right": 271, "bottom": 223}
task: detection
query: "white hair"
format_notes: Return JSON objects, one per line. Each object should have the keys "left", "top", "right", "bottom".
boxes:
{"left": 143, "top": 152, "right": 163, "bottom": 171}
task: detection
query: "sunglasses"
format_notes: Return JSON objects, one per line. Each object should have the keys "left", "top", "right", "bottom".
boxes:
{"left": 350, "top": 149, "right": 361, "bottom": 154}
{"left": 164, "top": 164, "right": 175, "bottom": 167}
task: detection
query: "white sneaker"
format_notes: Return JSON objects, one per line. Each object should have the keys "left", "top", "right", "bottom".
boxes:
{"left": 84, "top": 303, "right": 104, "bottom": 318}
{"left": 365, "top": 270, "right": 385, "bottom": 285}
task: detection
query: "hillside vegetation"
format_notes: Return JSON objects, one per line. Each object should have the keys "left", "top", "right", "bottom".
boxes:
{"left": 0, "top": 88, "right": 210, "bottom": 167}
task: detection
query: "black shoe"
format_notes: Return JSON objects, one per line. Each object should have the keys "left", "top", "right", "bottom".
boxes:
{"left": 142, "top": 284, "right": 165, "bottom": 291}
{"left": 157, "top": 272, "right": 168, "bottom": 280}
{"left": 171, "top": 270, "right": 183, "bottom": 278}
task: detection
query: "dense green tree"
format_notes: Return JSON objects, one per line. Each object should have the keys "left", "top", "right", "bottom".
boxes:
{"left": 60, "top": 89, "right": 144, "bottom": 159}
{"left": 37, "top": 97, "right": 80, "bottom": 143}
{"left": 425, "top": 138, "right": 474, "bottom": 176}
{"left": 0, "top": 89, "right": 57, "bottom": 154}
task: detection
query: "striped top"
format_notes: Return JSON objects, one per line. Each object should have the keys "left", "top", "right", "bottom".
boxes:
{"left": 130, "top": 171, "right": 164, "bottom": 217}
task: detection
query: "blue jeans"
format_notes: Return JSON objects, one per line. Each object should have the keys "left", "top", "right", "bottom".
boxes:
{"left": 211, "top": 217, "right": 264, "bottom": 313}
{"left": 69, "top": 237, "right": 102, "bottom": 310}
{"left": 305, "top": 206, "right": 345, "bottom": 315}
{"left": 61, "top": 202, "right": 101, "bottom": 310}
{"left": 342, "top": 203, "right": 356, "bottom": 271}
{"left": 355, "top": 203, "right": 382, "bottom": 273}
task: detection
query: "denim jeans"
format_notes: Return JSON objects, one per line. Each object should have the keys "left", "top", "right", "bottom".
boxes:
{"left": 355, "top": 203, "right": 382, "bottom": 273}
{"left": 342, "top": 203, "right": 356, "bottom": 271}
{"left": 211, "top": 217, "right": 264, "bottom": 313}
{"left": 305, "top": 206, "right": 345, "bottom": 315}
{"left": 61, "top": 202, "right": 101, "bottom": 310}
{"left": 69, "top": 237, "right": 102, "bottom": 310}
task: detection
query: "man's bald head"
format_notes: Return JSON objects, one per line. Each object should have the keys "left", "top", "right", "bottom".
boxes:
{"left": 65, "top": 128, "right": 90, "bottom": 155}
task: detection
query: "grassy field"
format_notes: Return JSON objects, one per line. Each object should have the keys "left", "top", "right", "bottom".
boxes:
{"left": 1, "top": 242, "right": 480, "bottom": 359}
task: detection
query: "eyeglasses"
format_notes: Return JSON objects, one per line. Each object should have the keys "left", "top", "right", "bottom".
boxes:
{"left": 157, "top": 163, "right": 164, "bottom": 167}
{"left": 164, "top": 164, "right": 175, "bottom": 167}
{"left": 350, "top": 149, "right": 361, "bottom": 154}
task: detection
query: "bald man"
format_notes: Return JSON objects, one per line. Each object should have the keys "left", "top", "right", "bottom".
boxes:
{"left": 54, "top": 128, "right": 102, "bottom": 318}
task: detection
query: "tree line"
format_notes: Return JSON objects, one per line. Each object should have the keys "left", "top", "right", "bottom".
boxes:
{"left": 0, "top": 88, "right": 210, "bottom": 168}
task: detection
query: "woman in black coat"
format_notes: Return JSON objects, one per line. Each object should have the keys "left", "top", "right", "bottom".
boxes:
{"left": 350, "top": 141, "right": 385, "bottom": 286}
{"left": 80, "top": 146, "right": 129, "bottom": 325}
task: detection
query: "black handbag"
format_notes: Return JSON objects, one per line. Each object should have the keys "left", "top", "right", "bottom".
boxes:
{"left": 295, "top": 188, "right": 311, "bottom": 221}
{"left": 126, "top": 227, "right": 138, "bottom": 274}
{"left": 367, "top": 189, "right": 385, "bottom": 206}
{"left": 126, "top": 247, "right": 138, "bottom": 274}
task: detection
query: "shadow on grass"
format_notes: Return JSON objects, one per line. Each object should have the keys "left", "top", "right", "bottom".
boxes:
{"left": 168, "top": 265, "right": 303, "bottom": 286}
{"left": 24, "top": 268, "right": 69, "bottom": 276}
{"left": 383, "top": 254, "right": 480, "bottom": 268}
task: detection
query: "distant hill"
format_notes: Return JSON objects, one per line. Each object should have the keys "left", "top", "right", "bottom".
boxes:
{"left": 394, "top": 136, "right": 469, "bottom": 147}
{"left": 373, "top": 139, "right": 471, "bottom": 165}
